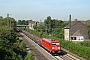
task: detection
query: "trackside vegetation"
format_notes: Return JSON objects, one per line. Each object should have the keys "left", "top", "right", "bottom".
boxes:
{"left": 0, "top": 16, "right": 35, "bottom": 60}
{"left": 25, "top": 52, "right": 35, "bottom": 60}
{"left": 60, "top": 40, "right": 90, "bottom": 60}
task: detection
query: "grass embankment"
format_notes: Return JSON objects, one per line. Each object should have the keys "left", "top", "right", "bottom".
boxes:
{"left": 26, "top": 28, "right": 90, "bottom": 60}
{"left": 60, "top": 40, "right": 90, "bottom": 60}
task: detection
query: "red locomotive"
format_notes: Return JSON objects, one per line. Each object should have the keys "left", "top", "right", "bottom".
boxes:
{"left": 42, "top": 38, "right": 61, "bottom": 54}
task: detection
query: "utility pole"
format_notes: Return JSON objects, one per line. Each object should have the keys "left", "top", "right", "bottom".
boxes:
{"left": 7, "top": 14, "right": 9, "bottom": 27}
{"left": 7, "top": 14, "right": 11, "bottom": 28}
{"left": 69, "top": 15, "right": 71, "bottom": 41}
{"left": 40, "top": 20, "right": 43, "bottom": 38}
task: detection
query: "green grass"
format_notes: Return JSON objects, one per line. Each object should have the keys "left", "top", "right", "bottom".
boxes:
{"left": 26, "top": 28, "right": 40, "bottom": 37}
{"left": 60, "top": 40, "right": 90, "bottom": 60}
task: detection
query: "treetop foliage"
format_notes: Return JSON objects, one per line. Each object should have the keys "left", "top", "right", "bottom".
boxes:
{"left": 0, "top": 16, "right": 27, "bottom": 60}
{"left": 34, "top": 16, "right": 67, "bottom": 38}
{"left": 17, "top": 20, "right": 29, "bottom": 25}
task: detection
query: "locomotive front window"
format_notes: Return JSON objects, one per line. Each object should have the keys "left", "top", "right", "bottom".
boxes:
{"left": 52, "top": 43, "right": 60, "bottom": 46}
{"left": 52, "top": 43, "right": 56, "bottom": 46}
{"left": 56, "top": 43, "right": 60, "bottom": 46}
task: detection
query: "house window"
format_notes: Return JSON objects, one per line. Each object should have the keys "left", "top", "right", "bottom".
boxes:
{"left": 71, "top": 37, "right": 76, "bottom": 40}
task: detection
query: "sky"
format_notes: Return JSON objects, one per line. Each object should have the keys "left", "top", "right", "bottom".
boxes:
{"left": 0, "top": 0, "right": 90, "bottom": 21}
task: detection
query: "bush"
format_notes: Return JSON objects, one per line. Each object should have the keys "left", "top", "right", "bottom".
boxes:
{"left": 25, "top": 52, "right": 35, "bottom": 60}
{"left": 60, "top": 40, "right": 90, "bottom": 60}
{"left": 80, "top": 40, "right": 90, "bottom": 47}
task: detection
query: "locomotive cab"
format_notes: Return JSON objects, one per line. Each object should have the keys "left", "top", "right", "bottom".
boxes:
{"left": 42, "top": 38, "right": 61, "bottom": 54}
{"left": 51, "top": 41, "right": 61, "bottom": 53}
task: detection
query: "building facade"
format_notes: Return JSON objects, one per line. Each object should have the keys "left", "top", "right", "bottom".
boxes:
{"left": 64, "top": 20, "right": 88, "bottom": 41}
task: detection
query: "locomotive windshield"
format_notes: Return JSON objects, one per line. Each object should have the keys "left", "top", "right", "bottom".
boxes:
{"left": 52, "top": 43, "right": 60, "bottom": 46}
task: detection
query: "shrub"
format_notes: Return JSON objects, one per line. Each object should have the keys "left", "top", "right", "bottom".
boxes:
{"left": 60, "top": 40, "right": 90, "bottom": 60}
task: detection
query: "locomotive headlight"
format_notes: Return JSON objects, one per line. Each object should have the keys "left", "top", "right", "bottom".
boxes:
{"left": 58, "top": 47, "right": 60, "bottom": 50}
{"left": 52, "top": 47, "right": 54, "bottom": 50}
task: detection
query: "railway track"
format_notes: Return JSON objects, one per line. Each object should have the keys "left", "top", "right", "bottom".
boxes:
{"left": 20, "top": 33, "right": 48, "bottom": 60}
{"left": 17, "top": 29, "right": 86, "bottom": 60}
{"left": 54, "top": 49, "right": 86, "bottom": 60}
{"left": 58, "top": 54, "right": 80, "bottom": 60}
{"left": 27, "top": 42, "right": 47, "bottom": 60}
{"left": 54, "top": 50, "right": 81, "bottom": 60}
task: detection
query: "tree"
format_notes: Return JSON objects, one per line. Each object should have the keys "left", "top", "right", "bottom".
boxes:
{"left": 0, "top": 16, "right": 3, "bottom": 20}
{"left": 0, "top": 16, "right": 27, "bottom": 60}
{"left": 44, "top": 16, "right": 52, "bottom": 34}
{"left": 44, "top": 16, "right": 65, "bottom": 38}
{"left": 19, "top": 40, "right": 26, "bottom": 51}
{"left": 17, "top": 20, "right": 29, "bottom": 25}
{"left": 25, "top": 52, "right": 35, "bottom": 60}
{"left": 0, "top": 46, "right": 18, "bottom": 60}
{"left": 18, "top": 20, "right": 22, "bottom": 25}
{"left": 0, "top": 28, "right": 17, "bottom": 43}
{"left": 26, "top": 20, "right": 29, "bottom": 25}
{"left": 86, "top": 20, "right": 90, "bottom": 36}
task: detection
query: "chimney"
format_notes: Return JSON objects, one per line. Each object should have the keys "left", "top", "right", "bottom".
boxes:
{"left": 74, "top": 19, "right": 77, "bottom": 21}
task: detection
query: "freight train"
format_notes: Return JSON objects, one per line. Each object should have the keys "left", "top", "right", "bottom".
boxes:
{"left": 15, "top": 28, "right": 61, "bottom": 54}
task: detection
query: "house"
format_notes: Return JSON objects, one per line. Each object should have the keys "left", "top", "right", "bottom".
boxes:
{"left": 28, "top": 20, "right": 36, "bottom": 30}
{"left": 64, "top": 19, "right": 88, "bottom": 41}
{"left": 28, "top": 20, "right": 44, "bottom": 30}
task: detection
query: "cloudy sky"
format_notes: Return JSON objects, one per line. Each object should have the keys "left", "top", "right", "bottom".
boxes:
{"left": 0, "top": 0, "right": 90, "bottom": 21}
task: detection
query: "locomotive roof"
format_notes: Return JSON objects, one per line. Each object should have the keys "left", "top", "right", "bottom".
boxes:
{"left": 43, "top": 38, "right": 59, "bottom": 42}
